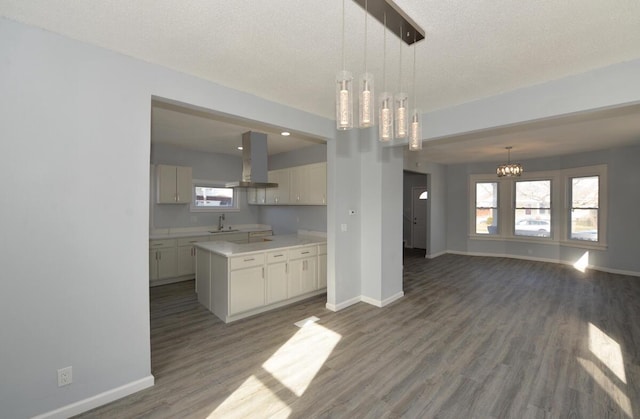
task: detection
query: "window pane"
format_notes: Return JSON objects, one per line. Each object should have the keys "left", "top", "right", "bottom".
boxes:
{"left": 572, "top": 176, "right": 598, "bottom": 208}
{"left": 476, "top": 182, "right": 497, "bottom": 207}
{"left": 476, "top": 208, "right": 499, "bottom": 235}
{"left": 570, "top": 209, "right": 598, "bottom": 241}
{"left": 515, "top": 180, "right": 551, "bottom": 208}
{"left": 194, "top": 186, "right": 234, "bottom": 207}
{"left": 514, "top": 210, "right": 551, "bottom": 237}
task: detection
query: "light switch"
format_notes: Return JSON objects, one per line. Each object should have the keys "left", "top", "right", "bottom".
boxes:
{"left": 341, "top": 223, "right": 348, "bottom": 232}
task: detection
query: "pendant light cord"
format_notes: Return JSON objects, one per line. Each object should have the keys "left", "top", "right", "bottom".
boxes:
{"left": 382, "top": 13, "right": 387, "bottom": 92}
{"left": 412, "top": 33, "right": 417, "bottom": 109}
{"left": 342, "top": 0, "right": 346, "bottom": 71}
{"left": 398, "top": 26, "right": 403, "bottom": 92}
{"left": 364, "top": 0, "right": 368, "bottom": 73}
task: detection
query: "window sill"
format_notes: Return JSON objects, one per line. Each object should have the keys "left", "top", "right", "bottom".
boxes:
{"left": 190, "top": 207, "right": 241, "bottom": 213}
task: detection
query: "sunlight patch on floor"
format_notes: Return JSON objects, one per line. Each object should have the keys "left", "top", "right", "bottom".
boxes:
{"left": 263, "top": 322, "right": 341, "bottom": 397}
{"left": 207, "top": 375, "right": 291, "bottom": 419}
{"left": 588, "top": 322, "right": 626, "bottom": 383}
{"left": 573, "top": 251, "right": 589, "bottom": 272}
{"left": 577, "top": 357, "right": 633, "bottom": 418}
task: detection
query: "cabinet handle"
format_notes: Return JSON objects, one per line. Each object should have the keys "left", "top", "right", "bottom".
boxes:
{"left": 244, "top": 258, "right": 255, "bottom": 262}
{"left": 274, "top": 254, "right": 283, "bottom": 258}
{"left": 285, "top": 263, "right": 288, "bottom": 273}
{"left": 301, "top": 251, "right": 310, "bottom": 255}
{"left": 158, "top": 251, "right": 161, "bottom": 260}
{"left": 262, "top": 267, "right": 264, "bottom": 278}
{"left": 189, "top": 240, "right": 197, "bottom": 243}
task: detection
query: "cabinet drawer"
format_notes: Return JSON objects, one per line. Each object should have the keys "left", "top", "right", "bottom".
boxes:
{"left": 177, "top": 236, "right": 210, "bottom": 246}
{"left": 230, "top": 253, "right": 265, "bottom": 270}
{"left": 289, "top": 246, "right": 317, "bottom": 259}
{"left": 266, "top": 250, "right": 288, "bottom": 263}
{"left": 318, "top": 244, "right": 327, "bottom": 255}
{"left": 149, "top": 239, "right": 177, "bottom": 249}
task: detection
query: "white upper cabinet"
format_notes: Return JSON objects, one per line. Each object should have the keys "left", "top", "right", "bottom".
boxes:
{"left": 156, "top": 164, "right": 192, "bottom": 204}
{"left": 266, "top": 169, "right": 290, "bottom": 204}
{"left": 288, "top": 162, "right": 327, "bottom": 206}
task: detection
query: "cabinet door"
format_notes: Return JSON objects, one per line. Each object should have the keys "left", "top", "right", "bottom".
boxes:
{"left": 301, "top": 257, "right": 317, "bottom": 294}
{"left": 288, "top": 259, "right": 303, "bottom": 298}
{"left": 307, "top": 163, "right": 327, "bottom": 205}
{"left": 266, "top": 262, "right": 288, "bottom": 304}
{"left": 156, "top": 248, "right": 178, "bottom": 279}
{"left": 229, "top": 266, "right": 265, "bottom": 315}
{"left": 177, "top": 245, "right": 195, "bottom": 277}
{"left": 175, "top": 166, "right": 193, "bottom": 204}
{"left": 267, "top": 169, "right": 290, "bottom": 205}
{"left": 149, "top": 250, "right": 159, "bottom": 281}
{"left": 156, "top": 165, "right": 178, "bottom": 203}
{"left": 318, "top": 253, "right": 327, "bottom": 289}
{"left": 246, "top": 188, "right": 257, "bottom": 205}
{"left": 289, "top": 166, "right": 307, "bottom": 204}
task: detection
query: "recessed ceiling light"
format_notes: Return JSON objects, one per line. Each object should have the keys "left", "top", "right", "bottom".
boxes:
{"left": 281, "top": 131, "right": 291, "bottom": 136}
{"left": 237, "top": 146, "right": 243, "bottom": 150}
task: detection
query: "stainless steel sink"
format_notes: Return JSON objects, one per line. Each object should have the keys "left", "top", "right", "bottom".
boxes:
{"left": 209, "top": 229, "right": 240, "bottom": 234}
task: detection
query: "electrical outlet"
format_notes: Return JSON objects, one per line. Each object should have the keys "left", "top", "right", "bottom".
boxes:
{"left": 58, "top": 366, "right": 72, "bottom": 387}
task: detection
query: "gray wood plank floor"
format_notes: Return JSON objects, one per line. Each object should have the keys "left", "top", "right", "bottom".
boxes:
{"left": 76, "top": 252, "right": 640, "bottom": 418}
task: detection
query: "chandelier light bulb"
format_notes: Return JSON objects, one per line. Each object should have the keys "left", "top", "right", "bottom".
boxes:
{"left": 359, "top": 73, "right": 374, "bottom": 127}
{"left": 409, "top": 110, "right": 422, "bottom": 150}
{"left": 379, "top": 93, "right": 393, "bottom": 141}
{"left": 336, "top": 71, "right": 353, "bottom": 130}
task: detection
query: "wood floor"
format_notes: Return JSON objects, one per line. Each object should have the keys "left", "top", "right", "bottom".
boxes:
{"left": 76, "top": 252, "right": 640, "bottom": 418}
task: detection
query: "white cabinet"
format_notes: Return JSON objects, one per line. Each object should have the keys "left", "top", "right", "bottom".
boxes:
{"left": 266, "top": 250, "right": 289, "bottom": 304}
{"left": 156, "top": 164, "right": 192, "bottom": 204}
{"left": 288, "top": 245, "right": 318, "bottom": 298}
{"left": 149, "top": 239, "right": 178, "bottom": 282}
{"left": 177, "top": 236, "right": 210, "bottom": 277}
{"left": 229, "top": 254, "right": 265, "bottom": 315}
{"left": 266, "top": 169, "right": 290, "bottom": 204}
{"left": 318, "top": 243, "right": 327, "bottom": 289}
{"left": 290, "top": 163, "right": 327, "bottom": 205}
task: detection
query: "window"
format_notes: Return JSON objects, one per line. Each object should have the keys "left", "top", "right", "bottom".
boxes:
{"left": 475, "top": 182, "right": 498, "bottom": 235}
{"left": 570, "top": 176, "right": 599, "bottom": 242}
{"left": 514, "top": 180, "right": 551, "bottom": 237}
{"left": 191, "top": 180, "right": 238, "bottom": 212}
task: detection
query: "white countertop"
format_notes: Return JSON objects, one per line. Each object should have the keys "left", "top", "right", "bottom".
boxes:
{"left": 195, "top": 234, "right": 326, "bottom": 257}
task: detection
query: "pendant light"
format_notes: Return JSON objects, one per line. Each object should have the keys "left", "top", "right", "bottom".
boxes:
{"left": 408, "top": 34, "right": 422, "bottom": 151}
{"left": 359, "top": 0, "right": 374, "bottom": 128}
{"left": 394, "top": 27, "right": 408, "bottom": 139}
{"left": 379, "top": 13, "right": 393, "bottom": 141}
{"left": 496, "top": 146, "right": 523, "bottom": 177}
{"left": 336, "top": 0, "right": 353, "bottom": 130}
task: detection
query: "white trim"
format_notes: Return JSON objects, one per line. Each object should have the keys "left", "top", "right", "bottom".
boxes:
{"left": 445, "top": 250, "right": 640, "bottom": 278}
{"left": 361, "top": 291, "right": 405, "bottom": 308}
{"left": 326, "top": 296, "right": 361, "bottom": 312}
{"left": 33, "top": 376, "right": 154, "bottom": 419}
{"left": 426, "top": 250, "right": 447, "bottom": 259}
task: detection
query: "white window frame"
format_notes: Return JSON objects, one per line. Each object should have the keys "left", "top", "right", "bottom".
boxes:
{"left": 472, "top": 181, "right": 499, "bottom": 236}
{"left": 190, "top": 179, "right": 240, "bottom": 213}
{"left": 469, "top": 165, "right": 607, "bottom": 249}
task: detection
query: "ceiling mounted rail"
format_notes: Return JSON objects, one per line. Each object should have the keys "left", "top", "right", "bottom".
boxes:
{"left": 352, "top": 0, "right": 425, "bottom": 45}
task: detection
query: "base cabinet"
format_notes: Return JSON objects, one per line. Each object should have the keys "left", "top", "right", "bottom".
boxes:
{"left": 229, "top": 266, "right": 265, "bottom": 315}
{"left": 266, "top": 262, "right": 288, "bottom": 304}
{"left": 149, "top": 239, "right": 178, "bottom": 282}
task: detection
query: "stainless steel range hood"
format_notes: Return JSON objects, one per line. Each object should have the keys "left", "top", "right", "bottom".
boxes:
{"left": 225, "top": 131, "right": 278, "bottom": 188}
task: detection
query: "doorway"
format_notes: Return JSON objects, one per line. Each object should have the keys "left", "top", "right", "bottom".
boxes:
{"left": 403, "top": 171, "right": 429, "bottom": 253}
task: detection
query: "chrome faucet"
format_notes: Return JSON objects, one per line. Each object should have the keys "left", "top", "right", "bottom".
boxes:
{"left": 218, "top": 213, "right": 225, "bottom": 231}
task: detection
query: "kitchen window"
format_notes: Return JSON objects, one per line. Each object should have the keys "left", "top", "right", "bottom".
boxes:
{"left": 191, "top": 180, "right": 238, "bottom": 212}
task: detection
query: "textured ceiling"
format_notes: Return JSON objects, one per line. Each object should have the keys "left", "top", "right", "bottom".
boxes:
{"left": 3, "top": 0, "right": 640, "bottom": 162}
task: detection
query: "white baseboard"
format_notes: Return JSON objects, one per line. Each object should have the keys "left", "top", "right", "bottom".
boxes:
{"left": 426, "top": 250, "right": 447, "bottom": 259}
{"left": 326, "top": 296, "right": 361, "bottom": 312}
{"left": 361, "top": 291, "right": 405, "bottom": 308}
{"left": 446, "top": 250, "right": 640, "bottom": 277}
{"left": 33, "top": 375, "right": 154, "bottom": 419}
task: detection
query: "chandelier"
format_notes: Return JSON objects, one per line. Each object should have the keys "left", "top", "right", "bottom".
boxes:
{"left": 496, "top": 146, "right": 523, "bottom": 177}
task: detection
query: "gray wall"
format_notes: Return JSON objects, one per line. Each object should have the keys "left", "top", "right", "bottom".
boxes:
{"left": 150, "top": 143, "right": 259, "bottom": 228}
{"left": 445, "top": 144, "right": 640, "bottom": 273}
{"left": 259, "top": 143, "right": 328, "bottom": 234}
{"left": 0, "top": 17, "right": 333, "bottom": 418}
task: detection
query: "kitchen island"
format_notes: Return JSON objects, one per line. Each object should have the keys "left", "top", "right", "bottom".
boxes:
{"left": 195, "top": 234, "right": 327, "bottom": 323}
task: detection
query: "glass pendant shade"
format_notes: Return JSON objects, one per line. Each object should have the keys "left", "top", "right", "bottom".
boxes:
{"left": 336, "top": 70, "right": 353, "bottom": 130}
{"left": 408, "top": 109, "right": 422, "bottom": 150}
{"left": 394, "top": 92, "right": 408, "bottom": 139}
{"left": 379, "top": 92, "right": 394, "bottom": 142}
{"left": 359, "top": 73, "right": 375, "bottom": 128}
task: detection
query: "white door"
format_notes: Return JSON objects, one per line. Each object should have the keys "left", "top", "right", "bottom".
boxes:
{"left": 411, "top": 187, "right": 428, "bottom": 249}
